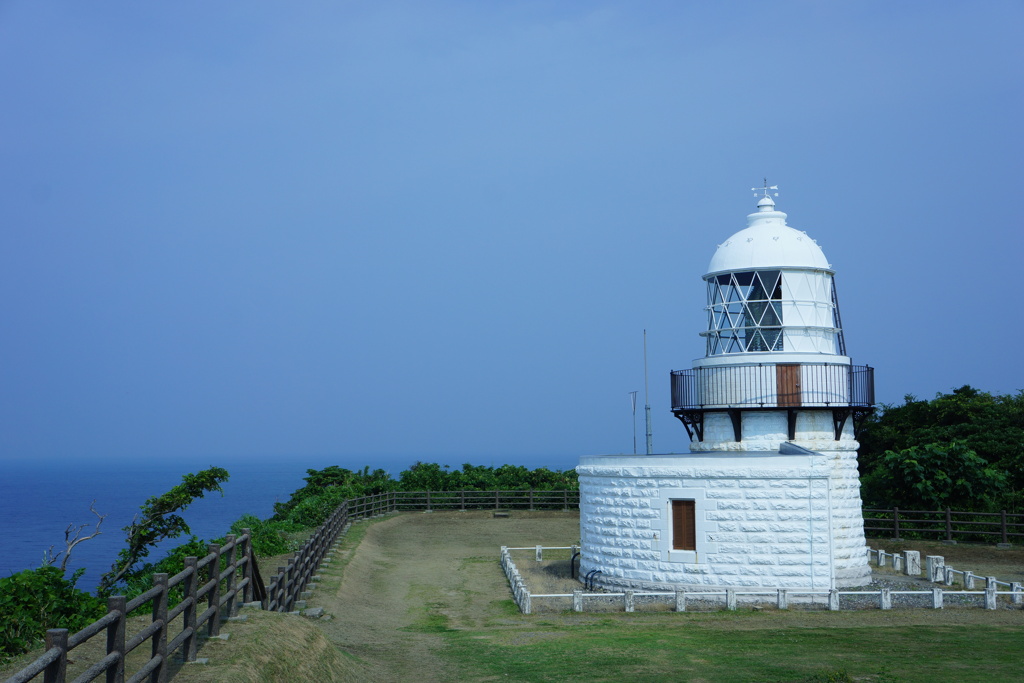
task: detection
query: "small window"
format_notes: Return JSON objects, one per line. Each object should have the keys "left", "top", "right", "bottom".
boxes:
{"left": 672, "top": 500, "right": 696, "bottom": 551}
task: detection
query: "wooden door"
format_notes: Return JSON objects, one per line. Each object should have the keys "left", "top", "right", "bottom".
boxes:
{"left": 672, "top": 500, "right": 696, "bottom": 551}
{"left": 776, "top": 364, "right": 802, "bottom": 407}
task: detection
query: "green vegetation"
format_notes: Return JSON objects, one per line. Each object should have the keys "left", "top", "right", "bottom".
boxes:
{"left": 858, "top": 386, "right": 1024, "bottom": 511}
{"left": 270, "top": 462, "right": 579, "bottom": 528}
{"left": 0, "top": 566, "right": 104, "bottom": 663}
{"left": 435, "top": 617, "right": 1018, "bottom": 682}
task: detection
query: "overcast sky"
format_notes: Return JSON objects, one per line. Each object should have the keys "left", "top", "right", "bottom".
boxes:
{"left": 1, "top": 1, "right": 1021, "bottom": 470}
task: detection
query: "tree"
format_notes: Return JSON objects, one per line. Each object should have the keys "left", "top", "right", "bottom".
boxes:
{"left": 96, "top": 467, "right": 229, "bottom": 596}
{"left": 857, "top": 386, "right": 1024, "bottom": 509}
{"left": 860, "top": 441, "right": 1007, "bottom": 511}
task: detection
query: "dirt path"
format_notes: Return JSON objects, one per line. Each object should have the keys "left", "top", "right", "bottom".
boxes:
{"left": 309, "top": 510, "right": 579, "bottom": 682}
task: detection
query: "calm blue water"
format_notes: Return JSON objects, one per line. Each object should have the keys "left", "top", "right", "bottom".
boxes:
{"left": 0, "top": 455, "right": 397, "bottom": 592}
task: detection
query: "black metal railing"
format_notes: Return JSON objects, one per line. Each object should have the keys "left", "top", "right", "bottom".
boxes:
{"left": 670, "top": 363, "right": 874, "bottom": 411}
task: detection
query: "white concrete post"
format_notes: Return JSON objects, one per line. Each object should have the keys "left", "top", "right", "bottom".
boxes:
{"left": 880, "top": 589, "right": 891, "bottom": 610}
{"left": 986, "top": 576, "right": 997, "bottom": 590}
{"left": 904, "top": 551, "right": 921, "bottom": 576}
{"left": 523, "top": 591, "right": 532, "bottom": 615}
{"left": 726, "top": 589, "right": 736, "bottom": 611}
{"left": 876, "top": 549, "right": 886, "bottom": 568}
{"left": 1011, "top": 582, "right": 1022, "bottom": 606}
{"left": 674, "top": 589, "right": 686, "bottom": 612}
{"left": 943, "top": 567, "right": 955, "bottom": 587}
{"left": 624, "top": 591, "right": 635, "bottom": 612}
{"left": 893, "top": 555, "right": 903, "bottom": 573}
{"left": 932, "top": 588, "right": 943, "bottom": 609}
{"left": 926, "top": 556, "right": 944, "bottom": 582}
{"left": 828, "top": 590, "right": 840, "bottom": 611}
{"left": 777, "top": 589, "right": 788, "bottom": 610}
{"left": 985, "top": 585, "right": 997, "bottom": 610}
{"left": 535, "top": 545, "right": 543, "bottom": 562}
{"left": 572, "top": 590, "right": 583, "bottom": 612}
{"left": 964, "top": 571, "right": 975, "bottom": 589}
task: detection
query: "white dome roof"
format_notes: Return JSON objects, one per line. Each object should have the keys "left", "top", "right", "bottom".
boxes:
{"left": 707, "top": 196, "right": 831, "bottom": 274}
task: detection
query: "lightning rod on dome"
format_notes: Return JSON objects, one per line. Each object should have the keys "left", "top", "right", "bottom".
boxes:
{"left": 752, "top": 178, "right": 779, "bottom": 198}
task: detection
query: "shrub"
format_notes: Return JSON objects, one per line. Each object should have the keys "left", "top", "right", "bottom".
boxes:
{"left": 0, "top": 566, "right": 105, "bottom": 662}
{"left": 229, "top": 514, "right": 303, "bottom": 557}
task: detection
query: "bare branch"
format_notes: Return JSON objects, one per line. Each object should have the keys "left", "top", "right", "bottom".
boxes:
{"left": 46, "top": 500, "right": 107, "bottom": 572}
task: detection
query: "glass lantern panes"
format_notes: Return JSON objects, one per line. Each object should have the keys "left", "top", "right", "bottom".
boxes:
{"left": 704, "top": 270, "right": 785, "bottom": 355}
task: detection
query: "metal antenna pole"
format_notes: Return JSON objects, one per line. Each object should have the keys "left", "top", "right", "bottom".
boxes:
{"left": 644, "top": 330, "right": 653, "bottom": 454}
{"left": 629, "top": 391, "right": 638, "bottom": 455}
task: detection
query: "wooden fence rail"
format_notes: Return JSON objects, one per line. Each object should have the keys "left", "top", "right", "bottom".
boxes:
{"left": 864, "top": 507, "right": 1024, "bottom": 543}
{"left": 6, "top": 490, "right": 580, "bottom": 683}
{"left": 4, "top": 531, "right": 255, "bottom": 683}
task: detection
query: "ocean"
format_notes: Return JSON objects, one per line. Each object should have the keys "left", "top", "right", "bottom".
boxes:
{"left": 0, "top": 454, "right": 395, "bottom": 592}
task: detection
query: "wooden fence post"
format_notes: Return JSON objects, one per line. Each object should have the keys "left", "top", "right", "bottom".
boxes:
{"left": 106, "top": 596, "right": 126, "bottom": 683}
{"left": 945, "top": 508, "right": 953, "bottom": 541}
{"left": 285, "top": 558, "right": 295, "bottom": 611}
{"left": 1001, "top": 510, "right": 1008, "bottom": 544}
{"left": 529, "top": 490, "right": 534, "bottom": 511}
{"left": 182, "top": 557, "right": 198, "bottom": 661}
{"left": 207, "top": 543, "right": 222, "bottom": 636}
{"left": 42, "top": 628, "right": 68, "bottom": 683}
{"left": 224, "top": 534, "right": 237, "bottom": 617}
{"left": 276, "top": 565, "right": 287, "bottom": 612}
{"left": 892, "top": 507, "right": 900, "bottom": 539}
{"left": 240, "top": 530, "right": 254, "bottom": 604}
{"left": 151, "top": 573, "right": 169, "bottom": 683}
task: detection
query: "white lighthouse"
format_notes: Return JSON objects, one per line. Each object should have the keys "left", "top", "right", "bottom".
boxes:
{"left": 577, "top": 185, "right": 873, "bottom": 591}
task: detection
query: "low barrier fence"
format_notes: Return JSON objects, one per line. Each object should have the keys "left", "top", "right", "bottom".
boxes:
{"left": 864, "top": 507, "right": 1024, "bottom": 544}
{"left": 5, "top": 531, "right": 255, "bottom": 683}
{"left": 502, "top": 545, "right": 1024, "bottom": 615}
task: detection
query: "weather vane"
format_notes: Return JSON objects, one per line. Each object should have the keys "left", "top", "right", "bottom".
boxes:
{"left": 752, "top": 178, "right": 779, "bottom": 198}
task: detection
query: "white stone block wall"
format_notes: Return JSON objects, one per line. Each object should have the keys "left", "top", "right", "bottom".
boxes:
{"left": 577, "top": 448, "right": 870, "bottom": 591}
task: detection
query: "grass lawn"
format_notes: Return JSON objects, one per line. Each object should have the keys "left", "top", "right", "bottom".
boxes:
{"left": 434, "top": 610, "right": 1022, "bottom": 682}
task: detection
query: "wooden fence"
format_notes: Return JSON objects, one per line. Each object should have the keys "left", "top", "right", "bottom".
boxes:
{"left": 5, "top": 489, "right": 579, "bottom": 683}
{"left": 5, "top": 531, "right": 255, "bottom": 683}
{"left": 864, "top": 507, "right": 1024, "bottom": 544}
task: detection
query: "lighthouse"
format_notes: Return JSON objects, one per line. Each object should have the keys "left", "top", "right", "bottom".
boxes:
{"left": 577, "top": 185, "right": 874, "bottom": 592}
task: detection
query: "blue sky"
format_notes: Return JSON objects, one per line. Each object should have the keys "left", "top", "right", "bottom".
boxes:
{"left": 1, "top": 1, "right": 1021, "bottom": 469}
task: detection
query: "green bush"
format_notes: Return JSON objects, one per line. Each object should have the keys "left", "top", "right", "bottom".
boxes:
{"left": 229, "top": 514, "right": 303, "bottom": 557}
{"left": 0, "top": 566, "right": 105, "bottom": 662}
